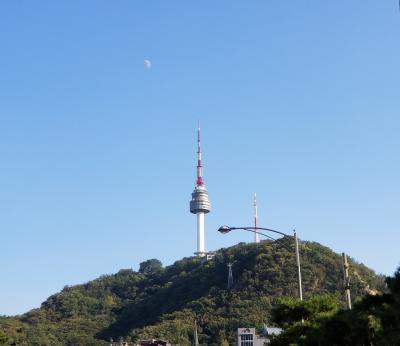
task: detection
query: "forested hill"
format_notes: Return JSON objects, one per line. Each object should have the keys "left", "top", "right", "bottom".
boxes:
{"left": 0, "top": 239, "right": 385, "bottom": 345}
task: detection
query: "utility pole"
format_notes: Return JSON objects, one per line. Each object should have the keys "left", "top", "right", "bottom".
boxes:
{"left": 192, "top": 320, "right": 199, "bottom": 346}
{"left": 342, "top": 253, "right": 352, "bottom": 310}
{"left": 227, "top": 263, "right": 234, "bottom": 290}
{"left": 294, "top": 230, "right": 303, "bottom": 301}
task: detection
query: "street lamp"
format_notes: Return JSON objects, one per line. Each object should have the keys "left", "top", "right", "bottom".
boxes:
{"left": 217, "top": 225, "right": 303, "bottom": 301}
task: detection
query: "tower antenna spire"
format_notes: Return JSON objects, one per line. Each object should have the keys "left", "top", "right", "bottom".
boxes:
{"left": 196, "top": 126, "right": 204, "bottom": 186}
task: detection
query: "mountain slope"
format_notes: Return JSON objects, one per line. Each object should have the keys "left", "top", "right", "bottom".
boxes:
{"left": 0, "top": 238, "right": 385, "bottom": 345}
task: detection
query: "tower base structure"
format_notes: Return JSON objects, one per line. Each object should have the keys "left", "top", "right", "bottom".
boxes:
{"left": 195, "top": 251, "right": 216, "bottom": 263}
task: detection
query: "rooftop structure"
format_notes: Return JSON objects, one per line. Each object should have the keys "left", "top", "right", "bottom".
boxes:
{"left": 137, "top": 340, "right": 171, "bottom": 346}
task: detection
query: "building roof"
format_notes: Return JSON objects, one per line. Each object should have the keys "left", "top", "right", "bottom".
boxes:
{"left": 263, "top": 326, "right": 283, "bottom": 336}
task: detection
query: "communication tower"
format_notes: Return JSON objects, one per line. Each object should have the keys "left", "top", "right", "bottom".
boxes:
{"left": 190, "top": 127, "right": 211, "bottom": 257}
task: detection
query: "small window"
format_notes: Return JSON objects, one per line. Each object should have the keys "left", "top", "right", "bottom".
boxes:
{"left": 240, "top": 333, "right": 253, "bottom": 346}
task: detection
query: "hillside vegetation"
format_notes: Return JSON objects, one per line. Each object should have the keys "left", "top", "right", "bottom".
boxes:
{"left": 268, "top": 267, "right": 400, "bottom": 345}
{"left": 0, "top": 238, "right": 385, "bottom": 345}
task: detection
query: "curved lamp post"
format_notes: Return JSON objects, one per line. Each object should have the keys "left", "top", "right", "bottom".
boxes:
{"left": 218, "top": 225, "right": 303, "bottom": 301}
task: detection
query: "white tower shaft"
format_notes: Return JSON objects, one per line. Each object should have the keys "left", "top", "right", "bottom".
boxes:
{"left": 197, "top": 212, "right": 205, "bottom": 254}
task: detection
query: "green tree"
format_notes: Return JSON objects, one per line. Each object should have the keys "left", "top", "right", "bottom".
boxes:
{"left": 270, "top": 294, "right": 340, "bottom": 346}
{"left": 271, "top": 267, "right": 400, "bottom": 346}
{"left": 65, "top": 334, "right": 103, "bottom": 346}
{"left": 314, "top": 267, "right": 400, "bottom": 345}
{"left": 0, "top": 331, "right": 8, "bottom": 345}
{"left": 139, "top": 259, "right": 163, "bottom": 275}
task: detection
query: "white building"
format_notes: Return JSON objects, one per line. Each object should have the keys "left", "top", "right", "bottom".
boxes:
{"left": 236, "top": 327, "right": 282, "bottom": 346}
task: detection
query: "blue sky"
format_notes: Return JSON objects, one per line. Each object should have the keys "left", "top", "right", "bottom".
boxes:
{"left": 1, "top": 1, "right": 399, "bottom": 315}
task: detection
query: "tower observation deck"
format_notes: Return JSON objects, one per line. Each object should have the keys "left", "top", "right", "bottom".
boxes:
{"left": 190, "top": 127, "right": 211, "bottom": 257}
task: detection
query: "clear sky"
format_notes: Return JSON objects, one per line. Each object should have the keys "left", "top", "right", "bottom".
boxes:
{"left": 1, "top": 1, "right": 399, "bottom": 316}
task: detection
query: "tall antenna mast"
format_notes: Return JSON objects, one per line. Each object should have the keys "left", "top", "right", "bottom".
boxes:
{"left": 254, "top": 193, "right": 260, "bottom": 243}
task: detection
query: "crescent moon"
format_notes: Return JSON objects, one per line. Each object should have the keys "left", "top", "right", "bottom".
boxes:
{"left": 144, "top": 59, "right": 151, "bottom": 69}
